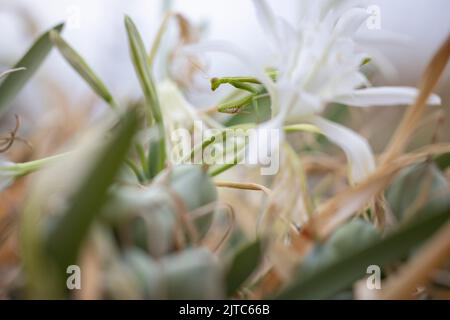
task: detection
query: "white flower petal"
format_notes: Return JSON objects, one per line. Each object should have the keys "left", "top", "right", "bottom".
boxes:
{"left": 246, "top": 114, "right": 285, "bottom": 170}
{"left": 334, "top": 8, "right": 370, "bottom": 37}
{"left": 320, "top": 0, "right": 366, "bottom": 24}
{"left": 333, "top": 87, "right": 441, "bottom": 107}
{"left": 251, "top": 0, "right": 280, "bottom": 47}
{"left": 274, "top": 17, "right": 299, "bottom": 53}
{"left": 356, "top": 29, "right": 412, "bottom": 47}
{"left": 275, "top": 81, "right": 321, "bottom": 117}
{"left": 307, "top": 116, "right": 375, "bottom": 183}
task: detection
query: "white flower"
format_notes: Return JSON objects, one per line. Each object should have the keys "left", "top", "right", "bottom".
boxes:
{"left": 190, "top": 0, "right": 441, "bottom": 182}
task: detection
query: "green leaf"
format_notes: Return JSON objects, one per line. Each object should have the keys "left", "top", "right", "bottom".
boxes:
{"left": 275, "top": 197, "right": 450, "bottom": 299}
{"left": 45, "top": 110, "right": 138, "bottom": 273}
{"left": 0, "top": 68, "right": 26, "bottom": 79}
{"left": 324, "top": 103, "right": 350, "bottom": 123}
{"left": 124, "top": 15, "right": 162, "bottom": 124}
{"left": 169, "top": 165, "right": 218, "bottom": 238}
{"left": 124, "top": 248, "right": 164, "bottom": 298}
{"left": 225, "top": 239, "right": 262, "bottom": 296}
{"left": 0, "top": 23, "right": 64, "bottom": 117}
{"left": 162, "top": 248, "right": 224, "bottom": 299}
{"left": 435, "top": 152, "right": 450, "bottom": 171}
{"left": 124, "top": 15, "right": 166, "bottom": 177}
{"left": 297, "top": 220, "right": 380, "bottom": 283}
{"left": 50, "top": 31, "right": 117, "bottom": 109}
{"left": 147, "top": 138, "right": 165, "bottom": 179}
{"left": 387, "top": 163, "right": 449, "bottom": 222}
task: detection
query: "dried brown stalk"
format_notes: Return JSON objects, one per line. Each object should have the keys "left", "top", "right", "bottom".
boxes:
{"left": 297, "top": 34, "right": 450, "bottom": 244}
{"left": 381, "top": 35, "right": 450, "bottom": 165}
{"left": 215, "top": 181, "right": 272, "bottom": 196}
{"left": 256, "top": 35, "right": 450, "bottom": 298}
{"left": 377, "top": 220, "right": 450, "bottom": 299}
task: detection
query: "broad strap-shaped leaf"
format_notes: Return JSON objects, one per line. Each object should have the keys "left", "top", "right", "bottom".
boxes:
{"left": 45, "top": 110, "right": 138, "bottom": 273}
{"left": 147, "top": 138, "right": 165, "bottom": 179}
{"left": 50, "top": 31, "right": 117, "bottom": 109}
{"left": 225, "top": 239, "right": 262, "bottom": 296}
{"left": 275, "top": 197, "right": 450, "bottom": 299}
{"left": 124, "top": 15, "right": 166, "bottom": 178}
{"left": 0, "top": 23, "right": 64, "bottom": 117}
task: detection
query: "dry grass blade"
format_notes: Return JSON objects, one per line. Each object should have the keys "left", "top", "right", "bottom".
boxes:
{"left": 289, "top": 35, "right": 450, "bottom": 252}
{"left": 75, "top": 239, "right": 102, "bottom": 300}
{"left": 382, "top": 34, "right": 450, "bottom": 164}
{"left": 50, "top": 31, "right": 118, "bottom": 110}
{"left": 215, "top": 181, "right": 272, "bottom": 196}
{"left": 377, "top": 219, "right": 450, "bottom": 300}
{"left": 293, "top": 143, "right": 450, "bottom": 247}
{"left": 0, "top": 115, "right": 21, "bottom": 152}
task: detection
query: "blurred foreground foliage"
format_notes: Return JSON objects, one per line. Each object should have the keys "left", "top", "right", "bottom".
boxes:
{"left": 0, "top": 13, "right": 449, "bottom": 301}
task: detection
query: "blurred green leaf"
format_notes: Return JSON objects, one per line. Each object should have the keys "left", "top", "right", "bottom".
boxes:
{"left": 0, "top": 23, "right": 64, "bottom": 117}
{"left": 387, "top": 163, "right": 449, "bottom": 222}
{"left": 125, "top": 15, "right": 166, "bottom": 178}
{"left": 435, "top": 152, "right": 450, "bottom": 171}
{"left": 50, "top": 31, "right": 117, "bottom": 109}
{"left": 170, "top": 165, "right": 218, "bottom": 238}
{"left": 297, "top": 220, "right": 380, "bottom": 282}
{"left": 223, "top": 227, "right": 248, "bottom": 254}
{"left": 162, "top": 248, "right": 224, "bottom": 299}
{"left": 275, "top": 197, "right": 450, "bottom": 299}
{"left": 225, "top": 239, "right": 262, "bottom": 296}
{"left": 124, "top": 248, "right": 164, "bottom": 298}
{"left": 147, "top": 138, "right": 165, "bottom": 179}
{"left": 0, "top": 67, "right": 26, "bottom": 80}
{"left": 324, "top": 103, "right": 350, "bottom": 123}
{"left": 45, "top": 110, "right": 138, "bottom": 273}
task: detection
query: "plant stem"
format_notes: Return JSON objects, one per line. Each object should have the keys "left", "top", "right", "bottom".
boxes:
{"left": 0, "top": 152, "right": 72, "bottom": 177}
